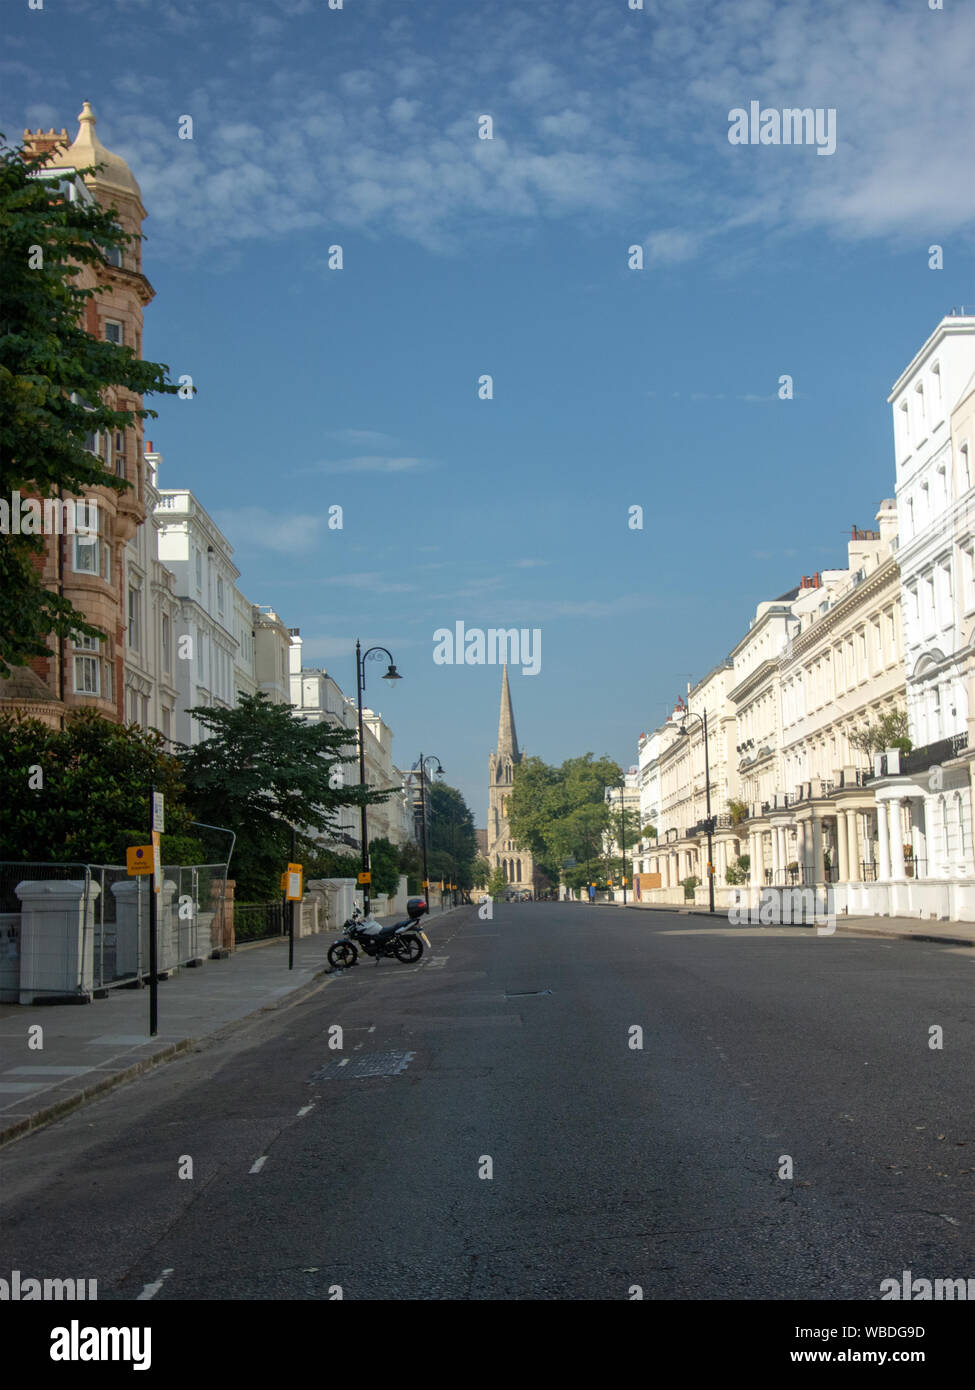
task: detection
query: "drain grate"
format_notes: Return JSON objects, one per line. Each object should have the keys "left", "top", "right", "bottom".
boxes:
{"left": 505, "top": 989, "right": 552, "bottom": 998}
{"left": 310, "top": 1050, "right": 415, "bottom": 1081}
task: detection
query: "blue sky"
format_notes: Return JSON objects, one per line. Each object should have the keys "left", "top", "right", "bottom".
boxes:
{"left": 4, "top": 0, "right": 974, "bottom": 823}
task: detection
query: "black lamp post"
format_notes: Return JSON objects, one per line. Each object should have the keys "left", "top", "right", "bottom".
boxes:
{"left": 679, "top": 708, "right": 716, "bottom": 914}
{"left": 412, "top": 753, "right": 444, "bottom": 911}
{"left": 355, "top": 640, "right": 401, "bottom": 916}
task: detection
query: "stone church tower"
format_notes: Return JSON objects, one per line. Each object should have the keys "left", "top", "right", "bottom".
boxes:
{"left": 487, "top": 667, "right": 535, "bottom": 892}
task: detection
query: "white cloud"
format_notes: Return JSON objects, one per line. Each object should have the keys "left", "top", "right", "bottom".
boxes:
{"left": 59, "top": 0, "right": 975, "bottom": 260}
{"left": 213, "top": 507, "right": 321, "bottom": 553}
{"left": 328, "top": 428, "right": 401, "bottom": 449}
{"left": 304, "top": 455, "right": 432, "bottom": 475}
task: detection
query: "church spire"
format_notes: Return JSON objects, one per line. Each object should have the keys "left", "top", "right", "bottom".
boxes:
{"left": 496, "top": 665, "right": 519, "bottom": 760}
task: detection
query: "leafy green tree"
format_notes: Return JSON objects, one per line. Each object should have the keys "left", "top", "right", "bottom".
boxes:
{"left": 177, "top": 692, "right": 392, "bottom": 900}
{"left": 848, "top": 708, "right": 911, "bottom": 756}
{"left": 471, "top": 855, "right": 491, "bottom": 889}
{"left": 487, "top": 866, "right": 508, "bottom": 899}
{"left": 428, "top": 782, "right": 478, "bottom": 890}
{"left": 368, "top": 836, "right": 401, "bottom": 899}
{"left": 725, "top": 854, "right": 750, "bottom": 886}
{"left": 0, "top": 708, "right": 199, "bottom": 863}
{"left": 0, "top": 139, "right": 181, "bottom": 674}
{"left": 396, "top": 838, "right": 423, "bottom": 895}
{"left": 509, "top": 753, "right": 623, "bottom": 886}
{"left": 303, "top": 845, "right": 359, "bottom": 881}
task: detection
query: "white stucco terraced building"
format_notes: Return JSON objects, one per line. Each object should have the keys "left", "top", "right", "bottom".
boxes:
{"left": 631, "top": 313, "right": 975, "bottom": 922}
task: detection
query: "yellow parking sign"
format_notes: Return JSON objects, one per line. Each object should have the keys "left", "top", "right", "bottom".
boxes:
{"left": 127, "top": 845, "right": 154, "bottom": 876}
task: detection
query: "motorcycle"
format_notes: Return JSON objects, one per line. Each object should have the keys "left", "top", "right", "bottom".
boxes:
{"left": 328, "top": 895, "right": 431, "bottom": 969}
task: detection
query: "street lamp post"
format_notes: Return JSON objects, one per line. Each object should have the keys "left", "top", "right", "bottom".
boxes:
{"left": 679, "top": 708, "right": 716, "bottom": 914}
{"left": 355, "top": 640, "right": 402, "bottom": 916}
{"left": 412, "top": 753, "right": 444, "bottom": 911}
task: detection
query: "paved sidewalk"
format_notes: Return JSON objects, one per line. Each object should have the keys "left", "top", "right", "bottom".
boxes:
{"left": 0, "top": 908, "right": 462, "bottom": 1148}
{"left": 619, "top": 901, "right": 975, "bottom": 947}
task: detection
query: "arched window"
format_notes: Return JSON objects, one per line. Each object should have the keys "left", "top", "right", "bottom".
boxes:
{"left": 516, "top": 859, "right": 522, "bottom": 882}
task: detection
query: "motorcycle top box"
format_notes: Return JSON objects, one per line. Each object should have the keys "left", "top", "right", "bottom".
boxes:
{"left": 406, "top": 896, "right": 428, "bottom": 920}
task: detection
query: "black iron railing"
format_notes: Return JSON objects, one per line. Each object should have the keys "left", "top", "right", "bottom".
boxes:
{"left": 234, "top": 901, "right": 287, "bottom": 944}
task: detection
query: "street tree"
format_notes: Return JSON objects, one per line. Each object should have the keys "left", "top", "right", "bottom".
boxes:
{"left": 428, "top": 782, "right": 478, "bottom": 890}
{"left": 849, "top": 708, "right": 911, "bottom": 756}
{"left": 0, "top": 139, "right": 180, "bottom": 675}
{"left": 0, "top": 708, "right": 199, "bottom": 864}
{"left": 177, "top": 692, "right": 392, "bottom": 900}
{"left": 508, "top": 752, "right": 623, "bottom": 884}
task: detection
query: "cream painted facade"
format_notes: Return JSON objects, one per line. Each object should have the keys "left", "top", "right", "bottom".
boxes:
{"left": 631, "top": 517, "right": 906, "bottom": 906}
{"left": 637, "top": 661, "right": 738, "bottom": 893}
{"left": 287, "top": 634, "right": 413, "bottom": 850}
{"left": 863, "top": 317, "right": 975, "bottom": 919}
{"left": 155, "top": 483, "right": 245, "bottom": 747}
{"left": 121, "top": 446, "right": 180, "bottom": 740}
{"left": 631, "top": 315, "right": 975, "bottom": 921}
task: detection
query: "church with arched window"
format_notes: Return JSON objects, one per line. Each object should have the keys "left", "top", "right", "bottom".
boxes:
{"left": 487, "top": 667, "right": 535, "bottom": 893}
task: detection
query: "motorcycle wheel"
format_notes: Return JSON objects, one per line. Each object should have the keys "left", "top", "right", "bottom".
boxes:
{"left": 394, "top": 934, "right": 423, "bottom": 964}
{"left": 328, "top": 940, "right": 358, "bottom": 969}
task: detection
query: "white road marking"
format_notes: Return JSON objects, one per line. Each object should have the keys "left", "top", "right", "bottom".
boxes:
{"left": 137, "top": 1268, "right": 174, "bottom": 1301}
{"left": 368, "top": 1026, "right": 376, "bottom": 1033}
{"left": 249, "top": 1155, "right": 268, "bottom": 1173}
{"left": 297, "top": 1104, "right": 314, "bottom": 1116}
{"left": 339, "top": 1058, "right": 349, "bottom": 1067}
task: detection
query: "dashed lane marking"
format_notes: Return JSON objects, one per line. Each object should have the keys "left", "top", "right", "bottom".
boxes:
{"left": 137, "top": 1268, "right": 174, "bottom": 1301}
{"left": 297, "top": 1104, "right": 314, "bottom": 1116}
{"left": 249, "top": 1155, "right": 268, "bottom": 1174}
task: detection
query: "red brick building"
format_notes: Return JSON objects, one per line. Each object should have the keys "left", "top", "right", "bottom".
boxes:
{"left": 1, "top": 103, "right": 154, "bottom": 729}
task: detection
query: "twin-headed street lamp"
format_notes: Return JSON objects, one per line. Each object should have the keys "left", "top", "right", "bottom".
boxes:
{"left": 678, "top": 708, "right": 716, "bottom": 914}
{"left": 355, "top": 640, "right": 401, "bottom": 916}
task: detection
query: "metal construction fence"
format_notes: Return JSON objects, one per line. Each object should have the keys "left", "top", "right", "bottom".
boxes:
{"left": 0, "top": 860, "right": 229, "bottom": 994}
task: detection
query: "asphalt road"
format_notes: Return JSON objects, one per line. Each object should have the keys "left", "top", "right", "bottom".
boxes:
{"left": 1, "top": 904, "right": 972, "bottom": 1301}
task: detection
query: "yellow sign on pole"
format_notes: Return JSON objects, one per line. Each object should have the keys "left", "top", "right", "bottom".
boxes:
{"left": 127, "top": 845, "right": 154, "bottom": 876}
{"left": 151, "top": 829, "right": 161, "bottom": 893}
{"left": 357, "top": 870, "right": 371, "bottom": 885}
{"left": 285, "top": 863, "right": 303, "bottom": 901}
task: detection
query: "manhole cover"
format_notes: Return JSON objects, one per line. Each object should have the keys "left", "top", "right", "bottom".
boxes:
{"left": 310, "top": 1051, "right": 415, "bottom": 1081}
{"left": 505, "top": 989, "right": 552, "bottom": 998}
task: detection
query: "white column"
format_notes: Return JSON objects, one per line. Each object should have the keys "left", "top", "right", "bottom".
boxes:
{"left": 846, "top": 810, "right": 860, "bottom": 881}
{"left": 754, "top": 831, "right": 765, "bottom": 885}
{"left": 889, "top": 799, "right": 906, "bottom": 879}
{"left": 877, "top": 803, "right": 891, "bottom": 880}
{"left": 811, "top": 813, "right": 824, "bottom": 883}
{"left": 837, "top": 811, "right": 850, "bottom": 883}
{"left": 770, "top": 825, "right": 781, "bottom": 881}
